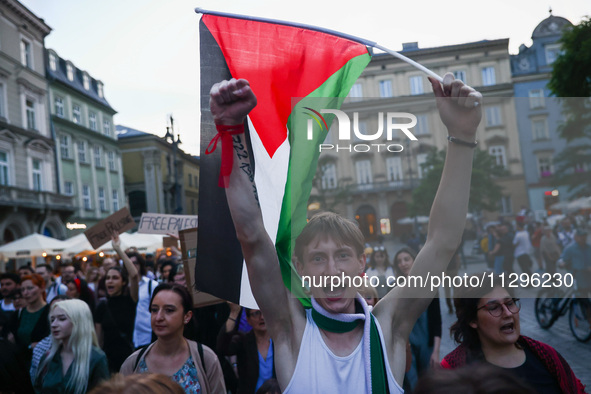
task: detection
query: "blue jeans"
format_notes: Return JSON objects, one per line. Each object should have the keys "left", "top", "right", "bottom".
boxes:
{"left": 494, "top": 256, "right": 505, "bottom": 274}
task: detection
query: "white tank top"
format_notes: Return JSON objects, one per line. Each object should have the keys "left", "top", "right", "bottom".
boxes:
{"left": 283, "top": 309, "right": 404, "bottom": 394}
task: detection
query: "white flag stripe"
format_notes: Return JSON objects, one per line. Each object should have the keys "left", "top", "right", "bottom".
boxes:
{"left": 237, "top": 117, "right": 290, "bottom": 308}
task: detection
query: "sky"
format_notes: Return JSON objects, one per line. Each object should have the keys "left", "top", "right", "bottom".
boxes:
{"left": 19, "top": 0, "right": 589, "bottom": 156}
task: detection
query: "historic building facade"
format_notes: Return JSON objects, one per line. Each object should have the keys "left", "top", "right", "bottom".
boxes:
{"left": 311, "top": 39, "right": 528, "bottom": 239}
{"left": 510, "top": 13, "right": 588, "bottom": 215}
{"left": 0, "top": 0, "right": 73, "bottom": 243}
{"left": 116, "top": 124, "right": 199, "bottom": 220}
{"left": 46, "top": 49, "right": 124, "bottom": 236}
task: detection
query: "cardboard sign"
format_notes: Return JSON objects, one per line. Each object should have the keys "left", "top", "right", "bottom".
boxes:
{"left": 163, "top": 236, "right": 179, "bottom": 249}
{"left": 179, "top": 228, "right": 222, "bottom": 308}
{"left": 84, "top": 207, "right": 136, "bottom": 249}
{"left": 137, "top": 213, "right": 198, "bottom": 236}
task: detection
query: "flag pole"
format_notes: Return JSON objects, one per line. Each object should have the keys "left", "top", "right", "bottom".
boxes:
{"left": 196, "top": 8, "right": 443, "bottom": 82}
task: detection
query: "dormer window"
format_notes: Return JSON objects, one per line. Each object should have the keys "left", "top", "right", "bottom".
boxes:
{"left": 97, "top": 82, "right": 104, "bottom": 98}
{"left": 49, "top": 53, "right": 57, "bottom": 71}
{"left": 67, "top": 64, "right": 74, "bottom": 81}
{"left": 83, "top": 74, "right": 90, "bottom": 90}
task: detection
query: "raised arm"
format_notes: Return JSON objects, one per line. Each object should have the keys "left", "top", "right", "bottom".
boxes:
{"left": 209, "top": 79, "right": 301, "bottom": 339}
{"left": 378, "top": 73, "right": 481, "bottom": 338}
{"left": 111, "top": 231, "right": 139, "bottom": 303}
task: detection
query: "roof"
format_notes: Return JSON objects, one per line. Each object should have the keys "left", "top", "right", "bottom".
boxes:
{"left": 116, "top": 125, "right": 151, "bottom": 139}
{"left": 372, "top": 39, "right": 508, "bottom": 58}
{"left": 45, "top": 49, "right": 114, "bottom": 111}
{"left": 532, "top": 15, "right": 572, "bottom": 39}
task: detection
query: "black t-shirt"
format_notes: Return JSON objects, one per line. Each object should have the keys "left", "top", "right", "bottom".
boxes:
{"left": 494, "top": 347, "right": 562, "bottom": 394}
{"left": 95, "top": 294, "right": 136, "bottom": 372}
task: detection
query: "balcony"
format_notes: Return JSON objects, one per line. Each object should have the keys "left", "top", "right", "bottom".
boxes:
{"left": 312, "top": 179, "right": 414, "bottom": 198}
{"left": 0, "top": 185, "right": 75, "bottom": 213}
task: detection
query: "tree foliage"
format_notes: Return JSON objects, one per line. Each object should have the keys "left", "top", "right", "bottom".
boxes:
{"left": 547, "top": 17, "right": 591, "bottom": 197}
{"left": 551, "top": 143, "right": 591, "bottom": 198}
{"left": 409, "top": 148, "right": 508, "bottom": 217}
{"left": 548, "top": 17, "right": 591, "bottom": 141}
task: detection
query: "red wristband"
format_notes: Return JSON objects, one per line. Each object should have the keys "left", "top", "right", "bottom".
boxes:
{"left": 205, "top": 124, "right": 245, "bottom": 188}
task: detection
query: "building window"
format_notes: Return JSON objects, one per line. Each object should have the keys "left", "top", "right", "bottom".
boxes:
{"left": 386, "top": 156, "right": 403, "bottom": 185}
{"left": 112, "top": 189, "right": 119, "bottom": 211}
{"left": 60, "top": 135, "right": 71, "bottom": 159}
{"left": 32, "top": 159, "right": 42, "bottom": 191}
{"left": 67, "top": 64, "right": 74, "bottom": 81}
{"left": 94, "top": 146, "right": 103, "bottom": 167}
{"left": 416, "top": 153, "right": 428, "bottom": 179}
{"left": 188, "top": 174, "right": 192, "bottom": 187}
{"left": 485, "top": 105, "right": 502, "bottom": 127}
{"left": 194, "top": 175, "right": 198, "bottom": 186}
{"left": 545, "top": 43, "right": 562, "bottom": 65}
{"left": 356, "top": 160, "right": 372, "bottom": 184}
{"left": 54, "top": 96, "right": 64, "bottom": 117}
{"left": 379, "top": 80, "right": 393, "bottom": 98}
{"left": 528, "top": 89, "right": 545, "bottom": 109}
{"left": 537, "top": 155, "right": 553, "bottom": 178}
{"left": 532, "top": 118, "right": 549, "bottom": 140}
{"left": 409, "top": 76, "right": 424, "bottom": 95}
{"left": 489, "top": 145, "right": 507, "bottom": 168}
{"left": 78, "top": 141, "right": 87, "bottom": 163}
{"left": 83, "top": 74, "right": 90, "bottom": 90}
{"left": 0, "top": 82, "right": 5, "bottom": 118}
{"left": 72, "top": 104, "right": 81, "bottom": 124}
{"left": 97, "top": 83, "right": 104, "bottom": 98}
{"left": 49, "top": 53, "right": 57, "bottom": 71}
{"left": 108, "top": 151, "right": 116, "bottom": 171}
{"left": 321, "top": 162, "right": 337, "bottom": 189}
{"left": 26, "top": 98, "right": 36, "bottom": 130}
{"left": 481, "top": 66, "right": 496, "bottom": 86}
{"left": 98, "top": 187, "right": 106, "bottom": 211}
{"left": 82, "top": 185, "right": 92, "bottom": 210}
{"left": 500, "top": 195, "right": 512, "bottom": 215}
{"left": 20, "top": 39, "right": 32, "bottom": 68}
{"left": 64, "top": 181, "right": 74, "bottom": 196}
{"left": 349, "top": 83, "right": 363, "bottom": 101}
{"left": 89, "top": 112, "right": 97, "bottom": 131}
{"left": 0, "top": 151, "right": 10, "bottom": 186}
{"left": 103, "top": 120, "right": 111, "bottom": 136}
{"left": 414, "top": 114, "right": 429, "bottom": 135}
{"left": 453, "top": 70, "right": 467, "bottom": 83}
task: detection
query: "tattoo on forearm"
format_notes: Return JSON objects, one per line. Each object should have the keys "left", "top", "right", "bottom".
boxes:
{"left": 232, "top": 135, "right": 259, "bottom": 204}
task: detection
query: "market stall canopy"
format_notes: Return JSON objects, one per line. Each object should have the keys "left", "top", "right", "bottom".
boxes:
{"left": 62, "top": 233, "right": 96, "bottom": 257}
{"left": 0, "top": 233, "right": 67, "bottom": 259}
{"left": 96, "top": 233, "right": 164, "bottom": 254}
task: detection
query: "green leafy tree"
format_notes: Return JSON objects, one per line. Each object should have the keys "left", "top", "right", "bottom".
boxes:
{"left": 409, "top": 149, "right": 508, "bottom": 217}
{"left": 547, "top": 17, "right": 591, "bottom": 197}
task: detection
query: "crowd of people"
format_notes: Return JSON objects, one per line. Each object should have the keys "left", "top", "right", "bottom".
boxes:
{"left": 0, "top": 73, "right": 588, "bottom": 394}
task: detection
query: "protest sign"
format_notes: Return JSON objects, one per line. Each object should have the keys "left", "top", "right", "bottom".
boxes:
{"left": 138, "top": 213, "right": 198, "bottom": 236}
{"left": 84, "top": 208, "right": 136, "bottom": 249}
{"left": 179, "top": 228, "right": 222, "bottom": 308}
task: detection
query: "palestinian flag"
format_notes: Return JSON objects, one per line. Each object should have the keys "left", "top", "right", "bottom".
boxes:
{"left": 197, "top": 9, "right": 371, "bottom": 307}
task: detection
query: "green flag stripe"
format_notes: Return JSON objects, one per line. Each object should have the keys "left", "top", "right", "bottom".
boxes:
{"left": 275, "top": 52, "right": 371, "bottom": 306}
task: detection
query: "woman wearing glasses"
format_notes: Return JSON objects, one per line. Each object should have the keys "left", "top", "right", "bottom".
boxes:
{"left": 442, "top": 274, "right": 585, "bottom": 393}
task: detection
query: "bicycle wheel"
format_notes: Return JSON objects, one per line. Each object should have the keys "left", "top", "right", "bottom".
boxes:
{"left": 569, "top": 299, "right": 591, "bottom": 342}
{"left": 535, "top": 288, "right": 563, "bottom": 329}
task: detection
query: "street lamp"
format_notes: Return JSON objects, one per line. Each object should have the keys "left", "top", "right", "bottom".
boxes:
{"left": 165, "top": 115, "right": 183, "bottom": 214}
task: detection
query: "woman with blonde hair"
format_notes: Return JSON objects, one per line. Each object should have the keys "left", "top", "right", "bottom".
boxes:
{"left": 34, "top": 299, "right": 109, "bottom": 393}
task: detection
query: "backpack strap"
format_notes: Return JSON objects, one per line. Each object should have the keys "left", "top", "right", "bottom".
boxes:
{"left": 133, "top": 344, "right": 150, "bottom": 371}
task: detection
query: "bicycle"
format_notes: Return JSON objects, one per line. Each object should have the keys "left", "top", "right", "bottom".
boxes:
{"left": 535, "top": 286, "right": 591, "bottom": 342}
